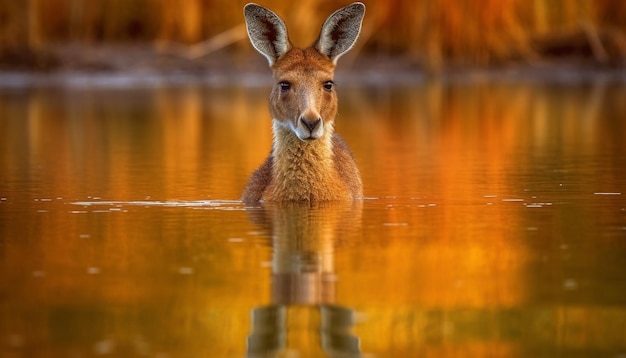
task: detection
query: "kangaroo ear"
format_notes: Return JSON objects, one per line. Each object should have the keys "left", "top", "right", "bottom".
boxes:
{"left": 244, "top": 3, "right": 291, "bottom": 66}
{"left": 314, "top": 2, "right": 365, "bottom": 64}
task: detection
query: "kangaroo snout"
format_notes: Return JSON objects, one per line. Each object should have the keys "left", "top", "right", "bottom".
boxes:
{"left": 298, "top": 115, "right": 323, "bottom": 139}
{"left": 300, "top": 116, "right": 321, "bottom": 131}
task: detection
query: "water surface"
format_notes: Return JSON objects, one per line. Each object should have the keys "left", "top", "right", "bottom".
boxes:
{"left": 1, "top": 81, "right": 625, "bottom": 357}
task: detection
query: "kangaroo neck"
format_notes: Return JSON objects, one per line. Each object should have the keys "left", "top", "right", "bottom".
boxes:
{"left": 269, "top": 121, "right": 337, "bottom": 200}
{"left": 272, "top": 121, "right": 334, "bottom": 169}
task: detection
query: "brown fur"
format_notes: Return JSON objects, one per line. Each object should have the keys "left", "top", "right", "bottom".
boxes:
{"left": 242, "top": 3, "right": 365, "bottom": 203}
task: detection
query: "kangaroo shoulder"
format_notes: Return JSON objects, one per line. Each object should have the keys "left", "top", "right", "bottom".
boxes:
{"left": 332, "top": 134, "right": 356, "bottom": 160}
{"left": 331, "top": 134, "right": 362, "bottom": 197}
{"left": 241, "top": 156, "right": 273, "bottom": 203}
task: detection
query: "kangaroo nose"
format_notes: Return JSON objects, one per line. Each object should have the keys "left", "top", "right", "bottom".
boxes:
{"left": 300, "top": 116, "right": 321, "bottom": 132}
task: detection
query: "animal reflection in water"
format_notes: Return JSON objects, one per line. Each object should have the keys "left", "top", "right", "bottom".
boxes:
{"left": 245, "top": 202, "right": 364, "bottom": 357}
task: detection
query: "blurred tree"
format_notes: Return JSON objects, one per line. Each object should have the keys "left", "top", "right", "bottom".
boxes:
{"left": 0, "top": 0, "right": 624, "bottom": 70}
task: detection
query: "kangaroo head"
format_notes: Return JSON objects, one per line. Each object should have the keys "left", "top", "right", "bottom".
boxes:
{"left": 244, "top": 3, "right": 365, "bottom": 141}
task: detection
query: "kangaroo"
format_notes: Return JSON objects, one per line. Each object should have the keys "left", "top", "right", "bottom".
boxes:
{"left": 241, "top": 2, "right": 365, "bottom": 203}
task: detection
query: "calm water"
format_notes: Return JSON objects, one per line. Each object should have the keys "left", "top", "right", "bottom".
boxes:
{"left": 1, "top": 80, "right": 626, "bottom": 357}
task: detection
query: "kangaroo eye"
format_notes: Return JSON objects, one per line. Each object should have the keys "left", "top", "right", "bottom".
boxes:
{"left": 278, "top": 82, "right": 291, "bottom": 92}
{"left": 323, "top": 81, "right": 334, "bottom": 91}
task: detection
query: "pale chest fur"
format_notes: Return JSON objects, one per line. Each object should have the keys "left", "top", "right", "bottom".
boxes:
{"left": 263, "top": 127, "right": 351, "bottom": 202}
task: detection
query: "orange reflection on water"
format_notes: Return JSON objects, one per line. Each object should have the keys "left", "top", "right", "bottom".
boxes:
{"left": 335, "top": 82, "right": 626, "bottom": 356}
{"left": 1, "top": 81, "right": 626, "bottom": 357}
